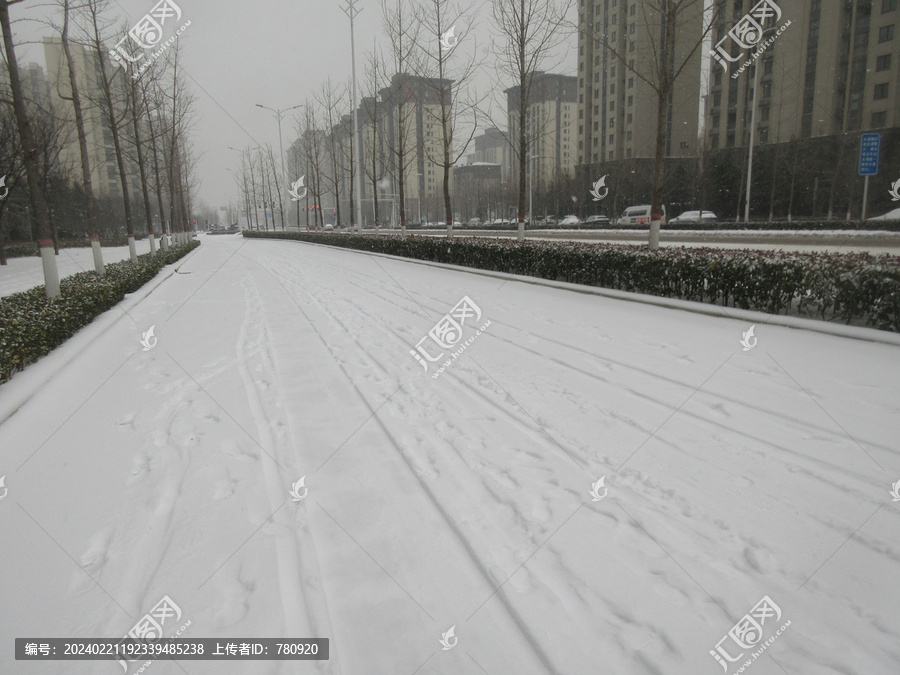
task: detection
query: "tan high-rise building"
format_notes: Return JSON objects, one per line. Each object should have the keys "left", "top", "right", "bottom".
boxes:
{"left": 42, "top": 38, "right": 137, "bottom": 199}
{"left": 506, "top": 72, "right": 578, "bottom": 191}
{"left": 576, "top": 0, "right": 704, "bottom": 166}
{"left": 706, "top": 0, "right": 900, "bottom": 149}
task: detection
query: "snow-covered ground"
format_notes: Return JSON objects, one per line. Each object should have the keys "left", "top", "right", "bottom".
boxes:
{"left": 0, "top": 240, "right": 154, "bottom": 298}
{"left": 1, "top": 234, "right": 898, "bottom": 674}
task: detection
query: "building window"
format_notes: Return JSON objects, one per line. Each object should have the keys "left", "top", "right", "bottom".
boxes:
{"left": 630, "top": 23, "right": 635, "bottom": 33}
{"left": 610, "top": 118, "right": 615, "bottom": 128}
{"left": 630, "top": 4, "right": 635, "bottom": 15}
{"left": 713, "top": 93, "right": 721, "bottom": 107}
{"left": 628, "top": 95, "right": 633, "bottom": 106}
{"left": 875, "top": 82, "right": 889, "bottom": 99}
{"left": 626, "top": 148, "right": 632, "bottom": 158}
{"left": 593, "top": 152, "right": 598, "bottom": 161}
{"left": 610, "top": 83, "right": 615, "bottom": 94}
{"left": 759, "top": 128, "right": 768, "bottom": 143}
{"left": 595, "top": 72, "right": 600, "bottom": 82}
{"left": 594, "top": 105, "right": 599, "bottom": 114}
{"left": 612, "top": 13, "right": 617, "bottom": 23}
{"left": 628, "top": 77, "right": 634, "bottom": 88}
{"left": 712, "top": 114, "right": 720, "bottom": 127}
{"left": 714, "top": 71, "right": 722, "bottom": 86}
{"left": 594, "top": 121, "right": 599, "bottom": 130}
{"left": 630, "top": 41, "right": 635, "bottom": 52}
{"left": 594, "top": 88, "right": 599, "bottom": 98}
{"left": 760, "top": 106, "right": 770, "bottom": 121}
{"left": 609, "top": 134, "right": 614, "bottom": 143}
{"left": 610, "top": 100, "right": 615, "bottom": 110}
{"left": 876, "top": 53, "right": 892, "bottom": 70}
{"left": 884, "top": 0, "right": 898, "bottom": 12}
{"left": 579, "top": 109, "right": 584, "bottom": 119}
{"left": 626, "top": 130, "right": 632, "bottom": 140}
{"left": 872, "top": 111, "right": 887, "bottom": 126}
{"left": 627, "top": 113, "right": 633, "bottom": 123}
{"left": 878, "top": 24, "right": 895, "bottom": 41}
{"left": 579, "top": 125, "right": 584, "bottom": 134}
{"left": 628, "top": 59, "right": 634, "bottom": 69}
{"left": 762, "top": 82, "right": 771, "bottom": 98}
{"left": 609, "top": 150, "right": 614, "bottom": 160}
{"left": 763, "top": 59, "right": 773, "bottom": 75}
{"left": 611, "top": 65, "right": 616, "bottom": 76}
{"left": 593, "top": 137, "right": 598, "bottom": 146}
{"left": 579, "top": 94, "right": 584, "bottom": 102}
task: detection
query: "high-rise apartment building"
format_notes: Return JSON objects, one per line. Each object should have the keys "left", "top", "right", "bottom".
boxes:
{"left": 576, "top": 0, "right": 704, "bottom": 166}
{"left": 706, "top": 0, "right": 900, "bottom": 149}
{"left": 506, "top": 72, "right": 578, "bottom": 190}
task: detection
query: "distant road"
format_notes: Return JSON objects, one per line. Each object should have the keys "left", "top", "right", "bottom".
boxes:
{"left": 361, "top": 227, "right": 900, "bottom": 254}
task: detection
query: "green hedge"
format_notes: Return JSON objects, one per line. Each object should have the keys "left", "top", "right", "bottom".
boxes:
{"left": 243, "top": 230, "right": 900, "bottom": 332}
{"left": 0, "top": 242, "right": 199, "bottom": 383}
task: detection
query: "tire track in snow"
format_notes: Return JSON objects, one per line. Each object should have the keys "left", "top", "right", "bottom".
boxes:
{"left": 252, "top": 254, "right": 562, "bottom": 673}
{"left": 235, "top": 277, "right": 339, "bottom": 674}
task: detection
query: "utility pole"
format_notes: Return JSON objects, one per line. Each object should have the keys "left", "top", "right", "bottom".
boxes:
{"left": 341, "top": 0, "right": 364, "bottom": 234}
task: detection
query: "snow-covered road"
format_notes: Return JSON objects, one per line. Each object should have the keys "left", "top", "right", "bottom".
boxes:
{"left": 1, "top": 234, "right": 898, "bottom": 675}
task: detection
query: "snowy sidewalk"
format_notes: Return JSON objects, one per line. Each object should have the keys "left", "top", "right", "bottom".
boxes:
{"left": 0, "top": 240, "right": 154, "bottom": 297}
{"left": 1, "top": 234, "right": 898, "bottom": 674}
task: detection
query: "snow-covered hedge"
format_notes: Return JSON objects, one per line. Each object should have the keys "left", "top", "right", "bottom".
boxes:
{"left": 0, "top": 241, "right": 199, "bottom": 383}
{"left": 244, "top": 230, "right": 900, "bottom": 332}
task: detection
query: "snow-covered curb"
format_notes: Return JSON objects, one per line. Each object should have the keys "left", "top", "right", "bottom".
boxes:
{"left": 272, "top": 238, "right": 900, "bottom": 348}
{"left": 0, "top": 248, "right": 199, "bottom": 426}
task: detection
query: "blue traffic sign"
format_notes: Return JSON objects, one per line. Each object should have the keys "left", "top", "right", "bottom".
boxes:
{"left": 859, "top": 133, "right": 881, "bottom": 176}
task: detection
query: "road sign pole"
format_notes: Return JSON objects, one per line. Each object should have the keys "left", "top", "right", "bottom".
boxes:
{"left": 862, "top": 175, "right": 870, "bottom": 221}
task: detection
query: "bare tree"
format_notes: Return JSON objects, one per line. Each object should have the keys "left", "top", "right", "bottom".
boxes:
{"left": 490, "top": 0, "right": 571, "bottom": 241}
{"left": 588, "top": 0, "right": 718, "bottom": 248}
{"left": 316, "top": 79, "right": 347, "bottom": 227}
{"left": 1, "top": 0, "right": 61, "bottom": 293}
{"left": 414, "top": 0, "right": 482, "bottom": 237}
{"left": 381, "top": 0, "right": 420, "bottom": 238}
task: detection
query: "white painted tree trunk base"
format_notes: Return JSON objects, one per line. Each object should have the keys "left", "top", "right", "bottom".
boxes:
{"left": 160, "top": 235, "right": 169, "bottom": 252}
{"left": 649, "top": 220, "right": 661, "bottom": 250}
{"left": 518, "top": 221, "right": 525, "bottom": 242}
{"left": 40, "top": 241, "right": 60, "bottom": 297}
{"left": 149, "top": 234, "right": 157, "bottom": 255}
{"left": 90, "top": 236, "right": 105, "bottom": 275}
{"left": 128, "top": 234, "right": 137, "bottom": 262}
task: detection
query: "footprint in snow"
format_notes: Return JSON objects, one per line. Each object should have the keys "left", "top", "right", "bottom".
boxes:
{"left": 212, "top": 573, "right": 254, "bottom": 628}
{"left": 212, "top": 479, "right": 237, "bottom": 500}
{"left": 69, "top": 526, "right": 114, "bottom": 594}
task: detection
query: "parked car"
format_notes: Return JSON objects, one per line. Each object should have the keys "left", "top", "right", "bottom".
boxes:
{"left": 870, "top": 207, "right": 900, "bottom": 221}
{"left": 669, "top": 210, "right": 718, "bottom": 224}
{"left": 559, "top": 215, "right": 581, "bottom": 226}
{"left": 324, "top": 223, "right": 334, "bottom": 231}
{"left": 617, "top": 204, "right": 666, "bottom": 226}
{"left": 584, "top": 214, "right": 611, "bottom": 225}
{"left": 468, "top": 218, "right": 481, "bottom": 227}
{"left": 543, "top": 215, "right": 558, "bottom": 225}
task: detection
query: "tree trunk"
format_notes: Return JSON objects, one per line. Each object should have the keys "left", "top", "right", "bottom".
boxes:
{"left": 62, "top": 0, "right": 103, "bottom": 272}
{"left": 130, "top": 76, "right": 156, "bottom": 254}
{"left": 1, "top": 0, "right": 59, "bottom": 295}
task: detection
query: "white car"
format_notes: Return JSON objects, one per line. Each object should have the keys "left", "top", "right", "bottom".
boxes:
{"left": 559, "top": 215, "right": 581, "bottom": 226}
{"left": 324, "top": 224, "right": 334, "bottom": 231}
{"left": 617, "top": 204, "right": 667, "bottom": 226}
{"left": 870, "top": 207, "right": 900, "bottom": 221}
{"left": 670, "top": 210, "right": 718, "bottom": 224}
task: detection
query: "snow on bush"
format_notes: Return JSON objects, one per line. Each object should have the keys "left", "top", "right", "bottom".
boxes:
{"left": 0, "top": 241, "right": 198, "bottom": 383}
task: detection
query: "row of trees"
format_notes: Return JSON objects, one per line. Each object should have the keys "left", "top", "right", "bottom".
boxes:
{"left": 0, "top": 0, "right": 198, "bottom": 296}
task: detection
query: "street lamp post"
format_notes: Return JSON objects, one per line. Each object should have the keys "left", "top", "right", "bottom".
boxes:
{"left": 256, "top": 103, "right": 303, "bottom": 229}
{"left": 341, "top": 0, "right": 364, "bottom": 234}
{"left": 744, "top": 27, "right": 776, "bottom": 224}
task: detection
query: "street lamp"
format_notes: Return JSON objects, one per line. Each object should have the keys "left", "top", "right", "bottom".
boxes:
{"left": 256, "top": 103, "right": 303, "bottom": 229}
{"left": 341, "top": 0, "right": 364, "bottom": 234}
{"left": 744, "top": 27, "right": 777, "bottom": 224}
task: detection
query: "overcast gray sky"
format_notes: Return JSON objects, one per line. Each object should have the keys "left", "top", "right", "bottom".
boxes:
{"left": 9, "top": 0, "right": 578, "bottom": 209}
